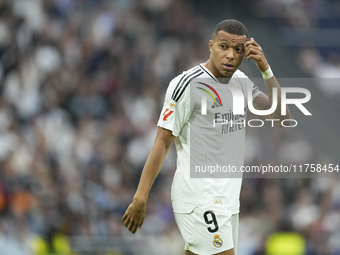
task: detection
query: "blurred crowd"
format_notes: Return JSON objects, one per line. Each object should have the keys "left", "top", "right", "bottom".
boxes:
{"left": 0, "top": 0, "right": 338, "bottom": 255}
{"left": 251, "top": 0, "right": 340, "bottom": 99}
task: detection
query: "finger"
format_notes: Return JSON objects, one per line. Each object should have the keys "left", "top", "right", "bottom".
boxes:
{"left": 247, "top": 53, "right": 261, "bottom": 60}
{"left": 246, "top": 50, "right": 262, "bottom": 60}
{"left": 128, "top": 220, "right": 135, "bottom": 231}
{"left": 121, "top": 214, "right": 127, "bottom": 222}
{"left": 247, "top": 54, "right": 262, "bottom": 61}
{"left": 246, "top": 48, "right": 262, "bottom": 57}
{"left": 245, "top": 44, "right": 262, "bottom": 52}
{"left": 247, "top": 54, "right": 257, "bottom": 61}
{"left": 244, "top": 41, "right": 256, "bottom": 47}
{"left": 245, "top": 43, "right": 262, "bottom": 50}
{"left": 244, "top": 39, "right": 259, "bottom": 48}
{"left": 124, "top": 218, "right": 130, "bottom": 228}
{"left": 250, "top": 38, "right": 259, "bottom": 46}
{"left": 139, "top": 218, "right": 144, "bottom": 229}
{"left": 132, "top": 224, "right": 139, "bottom": 234}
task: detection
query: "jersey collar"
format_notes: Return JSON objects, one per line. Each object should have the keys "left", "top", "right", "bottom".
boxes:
{"left": 199, "top": 63, "right": 239, "bottom": 85}
{"left": 199, "top": 63, "right": 218, "bottom": 83}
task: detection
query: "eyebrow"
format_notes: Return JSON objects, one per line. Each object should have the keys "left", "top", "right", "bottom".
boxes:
{"left": 220, "top": 39, "right": 244, "bottom": 46}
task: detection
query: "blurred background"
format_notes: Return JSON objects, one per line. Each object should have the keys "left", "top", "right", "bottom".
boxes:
{"left": 0, "top": 0, "right": 339, "bottom": 254}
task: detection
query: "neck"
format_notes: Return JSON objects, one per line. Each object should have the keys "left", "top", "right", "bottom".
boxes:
{"left": 204, "top": 59, "right": 231, "bottom": 84}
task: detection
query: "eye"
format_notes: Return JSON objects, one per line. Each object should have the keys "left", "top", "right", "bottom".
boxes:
{"left": 221, "top": 44, "right": 227, "bottom": 49}
{"left": 236, "top": 48, "right": 243, "bottom": 53}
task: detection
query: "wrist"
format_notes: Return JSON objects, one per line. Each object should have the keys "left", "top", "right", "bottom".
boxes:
{"left": 133, "top": 197, "right": 147, "bottom": 206}
{"left": 261, "top": 66, "right": 274, "bottom": 80}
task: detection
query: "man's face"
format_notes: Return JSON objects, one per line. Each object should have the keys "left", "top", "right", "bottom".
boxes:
{"left": 209, "top": 31, "right": 247, "bottom": 78}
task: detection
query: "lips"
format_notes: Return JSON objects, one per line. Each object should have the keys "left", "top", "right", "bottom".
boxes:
{"left": 223, "top": 64, "right": 234, "bottom": 70}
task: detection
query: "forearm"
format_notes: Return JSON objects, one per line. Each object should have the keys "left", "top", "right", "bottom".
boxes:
{"left": 245, "top": 38, "right": 291, "bottom": 125}
{"left": 264, "top": 76, "right": 291, "bottom": 122}
{"left": 133, "top": 138, "right": 172, "bottom": 205}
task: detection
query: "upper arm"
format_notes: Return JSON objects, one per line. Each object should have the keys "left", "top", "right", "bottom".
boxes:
{"left": 157, "top": 74, "right": 195, "bottom": 137}
{"left": 252, "top": 93, "right": 274, "bottom": 120}
{"left": 154, "top": 126, "right": 176, "bottom": 151}
{"left": 253, "top": 93, "right": 270, "bottom": 112}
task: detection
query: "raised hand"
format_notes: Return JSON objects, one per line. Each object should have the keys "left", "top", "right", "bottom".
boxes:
{"left": 244, "top": 37, "right": 269, "bottom": 72}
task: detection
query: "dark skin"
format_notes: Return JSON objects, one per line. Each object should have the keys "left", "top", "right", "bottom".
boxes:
{"left": 122, "top": 30, "right": 291, "bottom": 255}
{"left": 121, "top": 127, "right": 175, "bottom": 234}
{"left": 205, "top": 30, "right": 291, "bottom": 125}
{"left": 206, "top": 32, "right": 249, "bottom": 79}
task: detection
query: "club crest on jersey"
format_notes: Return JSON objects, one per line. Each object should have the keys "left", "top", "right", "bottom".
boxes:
{"left": 213, "top": 234, "right": 223, "bottom": 248}
{"left": 196, "top": 82, "right": 223, "bottom": 108}
{"left": 169, "top": 102, "right": 176, "bottom": 108}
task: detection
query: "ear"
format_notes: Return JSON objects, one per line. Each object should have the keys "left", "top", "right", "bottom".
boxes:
{"left": 209, "top": 40, "right": 213, "bottom": 53}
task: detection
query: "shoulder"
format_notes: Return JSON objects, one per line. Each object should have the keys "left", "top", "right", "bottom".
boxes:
{"left": 232, "top": 69, "right": 254, "bottom": 89}
{"left": 232, "top": 69, "right": 249, "bottom": 79}
{"left": 169, "top": 65, "right": 203, "bottom": 85}
{"left": 167, "top": 65, "right": 204, "bottom": 102}
{"left": 233, "top": 70, "right": 263, "bottom": 99}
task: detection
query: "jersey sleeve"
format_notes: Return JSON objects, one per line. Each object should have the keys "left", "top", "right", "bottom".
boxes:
{"left": 245, "top": 77, "right": 263, "bottom": 102}
{"left": 234, "top": 70, "right": 264, "bottom": 104}
{"left": 250, "top": 81, "right": 263, "bottom": 101}
{"left": 157, "top": 75, "right": 194, "bottom": 137}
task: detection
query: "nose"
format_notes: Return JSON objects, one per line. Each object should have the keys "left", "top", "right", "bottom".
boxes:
{"left": 225, "top": 48, "right": 235, "bottom": 60}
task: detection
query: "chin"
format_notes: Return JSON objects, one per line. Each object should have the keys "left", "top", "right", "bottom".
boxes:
{"left": 220, "top": 70, "right": 233, "bottom": 78}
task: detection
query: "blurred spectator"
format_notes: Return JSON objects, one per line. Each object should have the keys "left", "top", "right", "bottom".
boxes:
{"left": 0, "top": 0, "right": 336, "bottom": 254}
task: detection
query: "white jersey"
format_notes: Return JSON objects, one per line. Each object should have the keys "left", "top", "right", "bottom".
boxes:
{"left": 157, "top": 63, "right": 263, "bottom": 214}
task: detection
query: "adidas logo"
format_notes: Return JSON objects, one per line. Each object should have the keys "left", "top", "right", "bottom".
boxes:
{"left": 212, "top": 97, "right": 222, "bottom": 108}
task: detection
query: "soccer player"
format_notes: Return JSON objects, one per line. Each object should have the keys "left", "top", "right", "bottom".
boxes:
{"left": 122, "top": 19, "right": 291, "bottom": 255}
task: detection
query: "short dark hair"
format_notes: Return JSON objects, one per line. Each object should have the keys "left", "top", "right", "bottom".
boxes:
{"left": 212, "top": 19, "right": 248, "bottom": 39}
